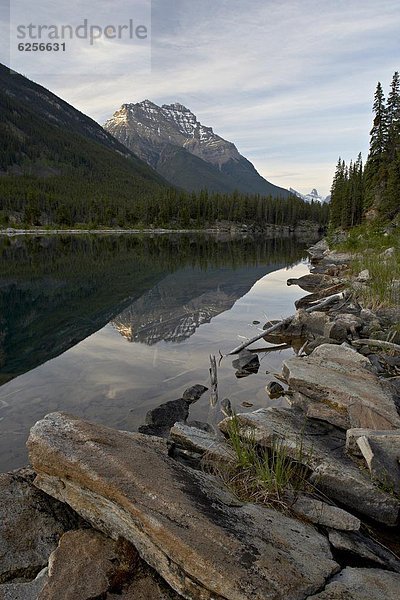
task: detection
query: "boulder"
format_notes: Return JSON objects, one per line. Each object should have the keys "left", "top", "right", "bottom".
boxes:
{"left": 39, "top": 530, "right": 182, "bottom": 600}
{"left": 323, "top": 314, "right": 363, "bottom": 342}
{"left": 186, "top": 420, "right": 214, "bottom": 433}
{"left": 287, "top": 274, "right": 337, "bottom": 293}
{"left": 182, "top": 385, "right": 208, "bottom": 404}
{"left": 290, "top": 495, "right": 360, "bottom": 531}
{"left": 263, "top": 312, "right": 330, "bottom": 345}
{"left": 0, "top": 468, "right": 84, "bottom": 584}
{"left": 328, "top": 530, "right": 400, "bottom": 573}
{"left": 0, "top": 568, "right": 48, "bottom": 600}
{"left": 307, "top": 239, "right": 329, "bottom": 261}
{"left": 170, "top": 422, "right": 235, "bottom": 465}
{"left": 355, "top": 431, "right": 400, "bottom": 493}
{"left": 283, "top": 344, "right": 400, "bottom": 431}
{"left": 289, "top": 391, "right": 350, "bottom": 430}
{"left": 107, "top": 573, "right": 183, "bottom": 599}
{"left": 346, "top": 428, "right": 400, "bottom": 494}
{"left": 138, "top": 398, "right": 189, "bottom": 438}
{"left": 357, "top": 269, "right": 370, "bottom": 282}
{"left": 232, "top": 350, "right": 260, "bottom": 377}
{"left": 381, "top": 247, "right": 395, "bottom": 258}
{"left": 39, "top": 530, "right": 137, "bottom": 600}
{"left": 28, "top": 412, "right": 339, "bottom": 600}
{"left": 219, "top": 407, "right": 400, "bottom": 525}
{"left": 266, "top": 381, "right": 285, "bottom": 399}
{"left": 307, "top": 567, "right": 400, "bottom": 600}
{"left": 303, "top": 337, "right": 341, "bottom": 355}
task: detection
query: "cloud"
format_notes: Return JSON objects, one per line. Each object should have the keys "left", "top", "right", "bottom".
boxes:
{"left": 1, "top": 0, "right": 399, "bottom": 195}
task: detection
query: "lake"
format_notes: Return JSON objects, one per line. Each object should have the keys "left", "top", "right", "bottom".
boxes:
{"left": 0, "top": 233, "right": 313, "bottom": 471}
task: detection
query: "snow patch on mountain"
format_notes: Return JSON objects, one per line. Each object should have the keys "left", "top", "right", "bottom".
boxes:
{"left": 290, "top": 188, "right": 329, "bottom": 203}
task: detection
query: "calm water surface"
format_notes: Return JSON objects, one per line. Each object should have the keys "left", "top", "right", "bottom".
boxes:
{"left": 0, "top": 233, "right": 313, "bottom": 471}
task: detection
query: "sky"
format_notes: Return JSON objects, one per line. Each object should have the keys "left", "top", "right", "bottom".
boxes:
{"left": 1, "top": 0, "right": 400, "bottom": 196}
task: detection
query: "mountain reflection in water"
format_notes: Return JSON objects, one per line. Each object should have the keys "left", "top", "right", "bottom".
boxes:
{"left": 0, "top": 232, "right": 315, "bottom": 472}
{"left": 0, "top": 233, "right": 307, "bottom": 385}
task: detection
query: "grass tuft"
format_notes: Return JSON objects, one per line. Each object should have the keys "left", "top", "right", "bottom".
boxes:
{"left": 204, "top": 414, "right": 311, "bottom": 512}
{"left": 331, "top": 222, "right": 400, "bottom": 308}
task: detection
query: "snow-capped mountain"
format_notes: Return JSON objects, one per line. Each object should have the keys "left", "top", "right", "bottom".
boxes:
{"left": 104, "top": 101, "right": 290, "bottom": 197}
{"left": 111, "top": 262, "right": 286, "bottom": 345}
{"left": 290, "top": 188, "right": 329, "bottom": 203}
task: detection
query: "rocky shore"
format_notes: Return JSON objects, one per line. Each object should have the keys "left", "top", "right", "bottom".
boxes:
{"left": 0, "top": 221, "right": 321, "bottom": 238}
{"left": 1, "top": 239, "right": 400, "bottom": 600}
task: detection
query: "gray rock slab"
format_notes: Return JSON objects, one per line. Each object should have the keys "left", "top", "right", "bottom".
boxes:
{"left": 291, "top": 495, "right": 360, "bottom": 531}
{"left": 0, "top": 568, "right": 48, "bottom": 600}
{"left": 307, "top": 567, "right": 400, "bottom": 599}
{"left": 289, "top": 391, "right": 350, "bottom": 430}
{"left": 0, "top": 468, "right": 84, "bottom": 584}
{"left": 346, "top": 428, "right": 400, "bottom": 458}
{"left": 219, "top": 407, "right": 400, "bottom": 525}
{"left": 328, "top": 530, "right": 400, "bottom": 573}
{"left": 283, "top": 344, "right": 400, "bottom": 430}
{"left": 170, "top": 422, "right": 235, "bottom": 465}
{"left": 28, "top": 412, "right": 339, "bottom": 600}
{"left": 356, "top": 432, "right": 400, "bottom": 493}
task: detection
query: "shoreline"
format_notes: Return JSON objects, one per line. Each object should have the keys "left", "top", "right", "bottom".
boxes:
{"left": 0, "top": 222, "right": 323, "bottom": 237}
{"left": 0, "top": 227, "right": 222, "bottom": 236}
{"left": 1, "top": 237, "right": 400, "bottom": 599}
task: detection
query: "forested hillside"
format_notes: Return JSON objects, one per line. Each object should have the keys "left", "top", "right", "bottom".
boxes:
{"left": 0, "top": 63, "right": 172, "bottom": 226}
{"left": 330, "top": 72, "right": 400, "bottom": 228}
{"left": 0, "top": 65, "right": 328, "bottom": 229}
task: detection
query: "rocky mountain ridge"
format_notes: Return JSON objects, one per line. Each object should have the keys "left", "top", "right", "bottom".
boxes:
{"left": 104, "top": 100, "right": 291, "bottom": 197}
{"left": 290, "top": 187, "right": 329, "bottom": 203}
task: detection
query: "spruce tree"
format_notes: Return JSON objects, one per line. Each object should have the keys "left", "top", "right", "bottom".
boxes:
{"left": 364, "top": 81, "right": 388, "bottom": 210}
{"left": 386, "top": 71, "right": 400, "bottom": 157}
{"left": 369, "top": 82, "right": 387, "bottom": 163}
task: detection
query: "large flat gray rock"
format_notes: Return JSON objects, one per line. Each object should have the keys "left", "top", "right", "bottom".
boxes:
{"left": 170, "top": 422, "right": 235, "bottom": 464}
{"left": 307, "top": 567, "right": 400, "bottom": 599}
{"left": 291, "top": 495, "right": 360, "bottom": 531}
{"left": 283, "top": 344, "right": 400, "bottom": 430}
{"left": 27, "top": 412, "right": 339, "bottom": 600}
{"left": 219, "top": 407, "right": 400, "bottom": 525}
{"left": 347, "top": 429, "right": 400, "bottom": 494}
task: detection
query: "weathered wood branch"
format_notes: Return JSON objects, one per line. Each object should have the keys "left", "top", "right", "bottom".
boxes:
{"left": 209, "top": 354, "right": 218, "bottom": 406}
{"left": 248, "top": 344, "right": 290, "bottom": 353}
{"left": 295, "top": 282, "right": 346, "bottom": 309}
{"left": 226, "top": 292, "right": 346, "bottom": 356}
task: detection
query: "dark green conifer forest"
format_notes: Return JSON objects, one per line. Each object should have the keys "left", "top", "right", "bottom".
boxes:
{"left": 330, "top": 72, "right": 400, "bottom": 228}
{"left": 0, "top": 64, "right": 328, "bottom": 229}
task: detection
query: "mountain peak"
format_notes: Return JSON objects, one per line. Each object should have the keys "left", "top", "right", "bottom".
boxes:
{"left": 104, "top": 100, "right": 290, "bottom": 197}
{"left": 290, "top": 187, "right": 328, "bottom": 203}
{"left": 162, "top": 102, "right": 191, "bottom": 113}
{"left": 139, "top": 99, "right": 158, "bottom": 108}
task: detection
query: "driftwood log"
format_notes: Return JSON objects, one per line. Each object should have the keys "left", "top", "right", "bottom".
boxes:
{"left": 227, "top": 292, "right": 347, "bottom": 355}
{"left": 209, "top": 354, "right": 218, "bottom": 406}
{"left": 295, "top": 282, "right": 346, "bottom": 309}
